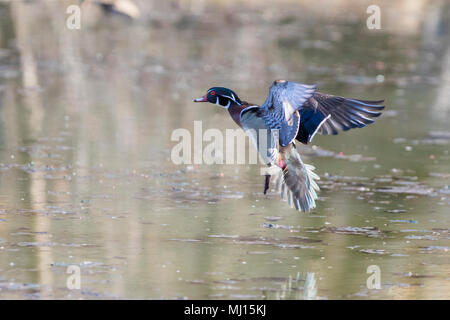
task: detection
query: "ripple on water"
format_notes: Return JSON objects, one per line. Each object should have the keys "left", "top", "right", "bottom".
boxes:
{"left": 168, "top": 238, "right": 202, "bottom": 242}
{"left": 376, "top": 185, "right": 434, "bottom": 196}
{"left": 18, "top": 242, "right": 55, "bottom": 247}
{"left": 320, "top": 226, "right": 382, "bottom": 237}
{"left": 208, "top": 234, "right": 239, "bottom": 239}
{"left": 389, "top": 219, "right": 418, "bottom": 224}
{"left": 420, "top": 246, "right": 449, "bottom": 253}
{"left": 360, "top": 249, "right": 389, "bottom": 255}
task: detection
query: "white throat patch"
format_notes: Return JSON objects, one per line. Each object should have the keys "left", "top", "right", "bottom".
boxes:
{"left": 215, "top": 96, "right": 231, "bottom": 109}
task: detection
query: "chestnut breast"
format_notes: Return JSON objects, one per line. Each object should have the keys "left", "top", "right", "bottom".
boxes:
{"left": 228, "top": 102, "right": 251, "bottom": 127}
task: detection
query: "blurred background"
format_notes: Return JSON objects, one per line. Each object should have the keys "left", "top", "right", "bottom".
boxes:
{"left": 0, "top": 0, "right": 449, "bottom": 299}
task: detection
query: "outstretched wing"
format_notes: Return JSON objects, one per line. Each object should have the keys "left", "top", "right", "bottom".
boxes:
{"left": 296, "top": 92, "right": 385, "bottom": 144}
{"left": 261, "top": 80, "right": 316, "bottom": 147}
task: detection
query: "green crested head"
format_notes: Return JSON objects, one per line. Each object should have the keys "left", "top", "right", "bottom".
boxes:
{"left": 194, "top": 87, "right": 242, "bottom": 108}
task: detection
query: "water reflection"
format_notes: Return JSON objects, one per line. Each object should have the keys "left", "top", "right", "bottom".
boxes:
{"left": 0, "top": 0, "right": 449, "bottom": 299}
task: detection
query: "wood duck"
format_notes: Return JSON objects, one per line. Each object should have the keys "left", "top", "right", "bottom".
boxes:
{"left": 194, "top": 80, "right": 384, "bottom": 212}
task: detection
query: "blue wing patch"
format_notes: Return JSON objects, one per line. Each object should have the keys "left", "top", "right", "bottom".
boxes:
{"left": 297, "top": 109, "right": 331, "bottom": 144}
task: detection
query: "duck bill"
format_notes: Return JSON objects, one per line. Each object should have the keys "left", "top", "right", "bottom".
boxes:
{"left": 194, "top": 95, "right": 207, "bottom": 102}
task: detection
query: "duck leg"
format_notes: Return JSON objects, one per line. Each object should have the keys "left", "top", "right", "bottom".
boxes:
{"left": 263, "top": 174, "right": 271, "bottom": 195}
{"left": 263, "top": 155, "right": 287, "bottom": 195}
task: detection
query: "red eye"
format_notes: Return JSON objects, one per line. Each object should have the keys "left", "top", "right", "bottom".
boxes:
{"left": 210, "top": 91, "right": 215, "bottom": 96}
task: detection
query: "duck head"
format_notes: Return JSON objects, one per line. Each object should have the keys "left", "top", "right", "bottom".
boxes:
{"left": 194, "top": 87, "right": 242, "bottom": 108}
